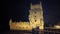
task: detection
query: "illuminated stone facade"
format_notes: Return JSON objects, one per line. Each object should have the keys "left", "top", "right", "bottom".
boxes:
{"left": 29, "top": 2, "right": 44, "bottom": 29}
{"left": 9, "top": 2, "right": 44, "bottom": 30}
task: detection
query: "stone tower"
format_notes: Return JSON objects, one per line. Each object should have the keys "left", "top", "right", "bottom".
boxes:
{"left": 9, "top": 2, "right": 44, "bottom": 30}
{"left": 29, "top": 2, "right": 44, "bottom": 29}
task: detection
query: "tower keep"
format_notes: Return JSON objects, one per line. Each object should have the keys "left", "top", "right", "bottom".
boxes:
{"left": 29, "top": 2, "right": 44, "bottom": 29}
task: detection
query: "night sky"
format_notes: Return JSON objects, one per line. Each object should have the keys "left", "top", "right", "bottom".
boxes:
{"left": 42, "top": 0, "right": 60, "bottom": 26}
{"left": 2, "top": 0, "right": 60, "bottom": 31}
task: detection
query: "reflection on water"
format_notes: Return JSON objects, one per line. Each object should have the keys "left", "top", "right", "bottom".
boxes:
{"left": 1, "top": 29, "right": 60, "bottom": 34}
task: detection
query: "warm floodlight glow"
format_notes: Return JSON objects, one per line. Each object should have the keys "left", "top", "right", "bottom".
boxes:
{"left": 9, "top": 2, "right": 44, "bottom": 30}
{"left": 54, "top": 25, "right": 60, "bottom": 28}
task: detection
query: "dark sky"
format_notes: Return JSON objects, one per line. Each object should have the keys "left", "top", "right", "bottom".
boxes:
{"left": 2, "top": 0, "right": 60, "bottom": 30}
{"left": 42, "top": 0, "right": 60, "bottom": 26}
{"left": 4, "top": 0, "right": 60, "bottom": 24}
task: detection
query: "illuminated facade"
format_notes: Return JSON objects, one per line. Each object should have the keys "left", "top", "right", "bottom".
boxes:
{"left": 29, "top": 2, "right": 44, "bottom": 29}
{"left": 9, "top": 2, "right": 44, "bottom": 30}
